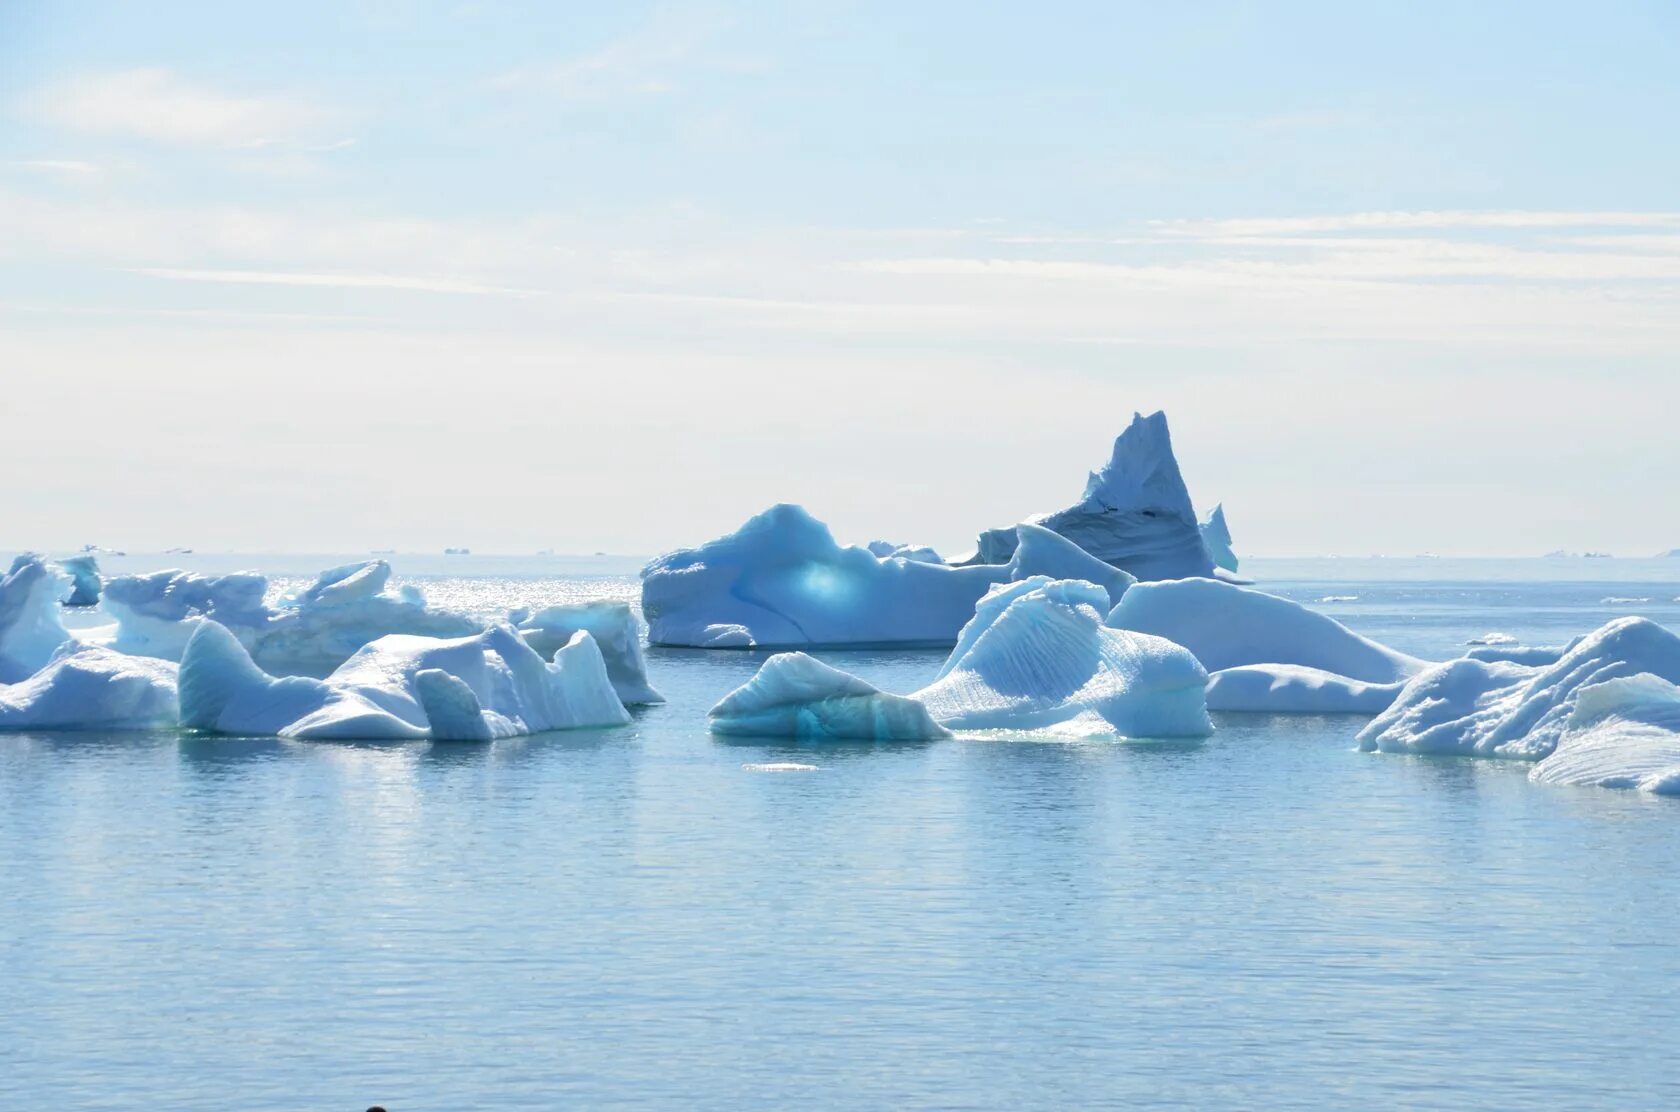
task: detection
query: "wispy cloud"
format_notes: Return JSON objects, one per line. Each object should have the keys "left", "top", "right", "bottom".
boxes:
{"left": 1155, "top": 210, "right": 1680, "bottom": 238}
{"left": 25, "top": 68, "right": 343, "bottom": 149}
{"left": 9, "top": 158, "right": 103, "bottom": 181}
{"left": 494, "top": 5, "right": 737, "bottom": 100}
{"left": 132, "top": 267, "right": 538, "bottom": 298}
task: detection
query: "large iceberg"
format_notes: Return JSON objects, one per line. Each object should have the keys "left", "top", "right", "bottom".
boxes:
{"left": 57, "top": 554, "right": 103, "bottom": 607}
{"left": 1529, "top": 673, "right": 1680, "bottom": 794}
{"left": 1357, "top": 617, "right": 1680, "bottom": 759}
{"left": 641, "top": 505, "right": 1131, "bottom": 648}
{"left": 180, "top": 619, "right": 629, "bottom": 741}
{"left": 514, "top": 601, "right": 663, "bottom": 704}
{"left": 99, "top": 560, "right": 481, "bottom": 676}
{"left": 0, "top": 644, "right": 178, "bottom": 731}
{"left": 915, "top": 578, "right": 1211, "bottom": 737}
{"left": 0, "top": 555, "right": 74, "bottom": 683}
{"left": 1107, "top": 578, "right": 1424, "bottom": 679}
{"left": 967, "top": 411, "right": 1215, "bottom": 581}
{"left": 709, "top": 652, "right": 951, "bottom": 740}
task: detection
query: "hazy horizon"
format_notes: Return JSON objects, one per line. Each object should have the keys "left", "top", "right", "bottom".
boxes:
{"left": 4, "top": 2, "right": 1678, "bottom": 557}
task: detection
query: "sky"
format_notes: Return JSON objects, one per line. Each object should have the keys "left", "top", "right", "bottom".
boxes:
{"left": 2, "top": 0, "right": 1678, "bottom": 557}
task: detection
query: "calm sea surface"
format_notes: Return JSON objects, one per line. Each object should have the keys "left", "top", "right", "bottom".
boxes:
{"left": 5, "top": 556, "right": 1680, "bottom": 1110}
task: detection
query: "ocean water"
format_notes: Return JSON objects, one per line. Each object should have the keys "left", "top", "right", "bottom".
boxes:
{"left": 5, "top": 556, "right": 1680, "bottom": 1110}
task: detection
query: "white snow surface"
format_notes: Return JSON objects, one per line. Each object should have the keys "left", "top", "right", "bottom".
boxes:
{"left": 709, "top": 652, "right": 951, "bottom": 740}
{"left": 98, "top": 560, "right": 481, "bottom": 676}
{"left": 641, "top": 504, "right": 1133, "bottom": 648}
{"left": 0, "top": 643, "right": 178, "bottom": 731}
{"left": 1529, "top": 673, "right": 1680, "bottom": 794}
{"left": 913, "top": 578, "right": 1211, "bottom": 738}
{"left": 969, "top": 411, "right": 1215, "bottom": 581}
{"left": 514, "top": 601, "right": 663, "bottom": 704}
{"left": 179, "top": 619, "right": 628, "bottom": 741}
{"left": 1106, "top": 577, "right": 1426, "bottom": 683}
{"left": 1358, "top": 617, "right": 1680, "bottom": 760}
{"left": 0, "top": 555, "right": 74, "bottom": 683}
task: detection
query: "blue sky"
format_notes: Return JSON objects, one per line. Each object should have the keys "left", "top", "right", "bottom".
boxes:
{"left": 3, "top": 1, "right": 1678, "bottom": 555}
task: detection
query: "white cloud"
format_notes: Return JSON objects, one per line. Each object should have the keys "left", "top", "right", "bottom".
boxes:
{"left": 132, "top": 267, "right": 538, "bottom": 298}
{"left": 1154, "top": 210, "right": 1680, "bottom": 238}
{"left": 26, "top": 68, "right": 338, "bottom": 148}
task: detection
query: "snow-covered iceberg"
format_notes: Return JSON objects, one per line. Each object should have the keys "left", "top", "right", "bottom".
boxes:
{"left": 0, "top": 555, "right": 74, "bottom": 683}
{"left": 709, "top": 652, "right": 950, "bottom": 740}
{"left": 641, "top": 505, "right": 1130, "bottom": 648}
{"left": 0, "top": 643, "right": 178, "bottom": 731}
{"left": 514, "top": 601, "right": 663, "bottom": 704}
{"left": 1107, "top": 578, "right": 1423, "bottom": 682}
{"left": 1528, "top": 673, "right": 1680, "bottom": 794}
{"left": 1199, "top": 504, "right": 1239, "bottom": 575}
{"left": 914, "top": 578, "right": 1211, "bottom": 737}
{"left": 180, "top": 619, "right": 629, "bottom": 741}
{"left": 99, "top": 560, "right": 481, "bottom": 677}
{"left": 57, "top": 554, "right": 102, "bottom": 607}
{"left": 1358, "top": 617, "right": 1680, "bottom": 760}
{"left": 967, "top": 411, "right": 1215, "bottom": 581}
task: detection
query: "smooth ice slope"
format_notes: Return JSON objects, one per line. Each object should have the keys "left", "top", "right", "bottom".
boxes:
{"left": 1205, "top": 665, "right": 1404, "bottom": 714}
{"left": 1529, "top": 674, "right": 1680, "bottom": 793}
{"left": 914, "top": 578, "right": 1211, "bottom": 737}
{"left": 969, "top": 411, "right": 1215, "bottom": 581}
{"left": 0, "top": 555, "right": 74, "bottom": 683}
{"left": 0, "top": 644, "right": 178, "bottom": 731}
{"left": 515, "top": 601, "right": 663, "bottom": 704}
{"left": 57, "top": 554, "right": 102, "bottom": 607}
{"left": 641, "top": 505, "right": 1131, "bottom": 648}
{"left": 180, "top": 620, "right": 628, "bottom": 741}
{"left": 101, "top": 561, "right": 481, "bottom": 676}
{"left": 709, "top": 652, "right": 951, "bottom": 740}
{"left": 1199, "top": 504, "right": 1239, "bottom": 574}
{"left": 1358, "top": 617, "right": 1680, "bottom": 759}
{"left": 1107, "top": 578, "right": 1426, "bottom": 683}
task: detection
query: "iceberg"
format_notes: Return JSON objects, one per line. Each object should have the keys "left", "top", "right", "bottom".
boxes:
{"left": 709, "top": 652, "right": 951, "bottom": 740}
{"left": 0, "top": 555, "right": 74, "bottom": 683}
{"left": 99, "top": 560, "right": 481, "bottom": 677}
{"left": 1205, "top": 665, "right": 1404, "bottom": 714}
{"left": 56, "top": 554, "right": 103, "bottom": 607}
{"left": 1106, "top": 577, "right": 1425, "bottom": 683}
{"left": 914, "top": 578, "right": 1211, "bottom": 737}
{"left": 1529, "top": 673, "right": 1680, "bottom": 794}
{"left": 967, "top": 411, "right": 1215, "bottom": 581}
{"left": 1358, "top": 617, "right": 1680, "bottom": 759}
{"left": 0, "top": 644, "right": 178, "bottom": 731}
{"left": 180, "top": 619, "right": 629, "bottom": 741}
{"left": 1199, "top": 504, "right": 1239, "bottom": 574}
{"left": 514, "top": 601, "right": 663, "bottom": 704}
{"left": 866, "top": 540, "right": 943, "bottom": 564}
{"left": 641, "top": 504, "right": 1131, "bottom": 648}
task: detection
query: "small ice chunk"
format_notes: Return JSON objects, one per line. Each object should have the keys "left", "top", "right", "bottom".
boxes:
{"left": 709, "top": 652, "right": 950, "bottom": 740}
{"left": 1199, "top": 503, "right": 1239, "bottom": 574}
{"left": 515, "top": 601, "right": 663, "bottom": 704}
{"left": 0, "top": 555, "right": 74, "bottom": 683}
{"left": 1466, "top": 632, "right": 1518, "bottom": 646}
{"left": 0, "top": 644, "right": 178, "bottom": 731}
{"left": 56, "top": 554, "right": 103, "bottom": 607}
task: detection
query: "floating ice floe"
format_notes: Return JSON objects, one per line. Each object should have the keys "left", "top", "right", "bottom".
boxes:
{"left": 641, "top": 505, "right": 1130, "bottom": 648}
{"left": 1464, "top": 643, "right": 1570, "bottom": 666}
{"left": 967, "top": 410, "right": 1216, "bottom": 581}
{"left": 1104, "top": 577, "right": 1424, "bottom": 712}
{"left": 56, "top": 554, "right": 102, "bottom": 607}
{"left": 179, "top": 619, "right": 629, "bottom": 741}
{"left": 710, "top": 577, "right": 1210, "bottom": 741}
{"left": 1358, "top": 617, "right": 1680, "bottom": 760}
{"left": 1528, "top": 673, "right": 1680, "bottom": 794}
{"left": 513, "top": 601, "right": 663, "bottom": 704}
{"left": 709, "top": 652, "right": 951, "bottom": 740}
{"left": 97, "top": 560, "right": 481, "bottom": 676}
{"left": 1466, "top": 632, "right": 1518, "bottom": 646}
{"left": 0, "top": 644, "right": 178, "bottom": 731}
{"left": 0, "top": 555, "right": 74, "bottom": 683}
{"left": 915, "top": 578, "right": 1211, "bottom": 737}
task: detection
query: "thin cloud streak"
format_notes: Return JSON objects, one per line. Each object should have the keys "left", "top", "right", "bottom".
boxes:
{"left": 132, "top": 267, "right": 539, "bottom": 297}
